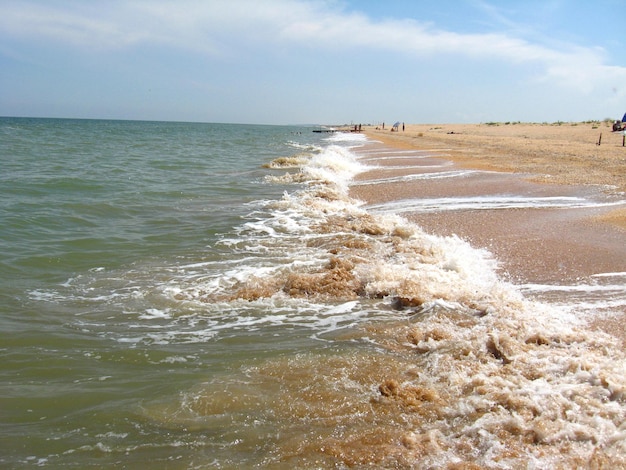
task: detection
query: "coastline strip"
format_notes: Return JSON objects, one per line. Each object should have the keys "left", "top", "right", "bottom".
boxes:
{"left": 351, "top": 126, "right": 626, "bottom": 345}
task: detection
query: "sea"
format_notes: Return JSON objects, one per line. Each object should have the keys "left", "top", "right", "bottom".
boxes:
{"left": 1, "top": 117, "right": 625, "bottom": 469}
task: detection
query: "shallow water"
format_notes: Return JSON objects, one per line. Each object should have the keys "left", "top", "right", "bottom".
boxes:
{"left": 1, "top": 118, "right": 625, "bottom": 468}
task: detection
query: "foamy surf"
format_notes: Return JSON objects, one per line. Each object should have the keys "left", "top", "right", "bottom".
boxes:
{"left": 354, "top": 168, "right": 476, "bottom": 185}
{"left": 519, "top": 275, "right": 626, "bottom": 314}
{"left": 22, "top": 128, "right": 626, "bottom": 468}
{"left": 142, "top": 131, "right": 626, "bottom": 467}
{"left": 365, "top": 195, "right": 626, "bottom": 214}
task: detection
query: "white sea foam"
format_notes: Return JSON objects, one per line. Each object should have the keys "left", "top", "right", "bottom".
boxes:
{"left": 359, "top": 162, "right": 454, "bottom": 171}
{"left": 323, "top": 131, "right": 368, "bottom": 144}
{"left": 366, "top": 195, "right": 624, "bottom": 213}
{"left": 520, "top": 282, "right": 626, "bottom": 294}
{"left": 358, "top": 149, "right": 438, "bottom": 155}
{"left": 519, "top": 279, "right": 626, "bottom": 314}
{"left": 354, "top": 169, "right": 476, "bottom": 186}
{"left": 358, "top": 153, "right": 443, "bottom": 161}
{"left": 302, "top": 145, "right": 370, "bottom": 187}
{"left": 285, "top": 140, "right": 322, "bottom": 151}
{"left": 593, "top": 271, "right": 626, "bottom": 278}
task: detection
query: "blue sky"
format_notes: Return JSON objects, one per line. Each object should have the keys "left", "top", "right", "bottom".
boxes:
{"left": 1, "top": 0, "right": 625, "bottom": 124}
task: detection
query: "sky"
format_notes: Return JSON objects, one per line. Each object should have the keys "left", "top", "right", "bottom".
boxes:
{"left": 1, "top": 0, "right": 625, "bottom": 125}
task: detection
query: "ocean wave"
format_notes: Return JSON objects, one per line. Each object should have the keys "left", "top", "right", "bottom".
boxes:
{"left": 27, "top": 132, "right": 626, "bottom": 467}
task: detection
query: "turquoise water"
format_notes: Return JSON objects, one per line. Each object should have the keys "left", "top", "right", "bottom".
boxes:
{"left": 2, "top": 118, "right": 625, "bottom": 468}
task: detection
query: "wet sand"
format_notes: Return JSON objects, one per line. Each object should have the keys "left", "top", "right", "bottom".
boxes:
{"left": 352, "top": 124, "right": 626, "bottom": 345}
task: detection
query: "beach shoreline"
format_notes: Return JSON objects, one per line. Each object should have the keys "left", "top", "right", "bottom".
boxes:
{"left": 351, "top": 123, "right": 626, "bottom": 346}
{"left": 364, "top": 122, "right": 625, "bottom": 195}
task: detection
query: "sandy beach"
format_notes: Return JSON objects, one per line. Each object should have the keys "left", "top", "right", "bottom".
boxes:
{"left": 352, "top": 122, "right": 626, "bottom": 345}
{"left": 366, "top": 122, "right": 626, "bottom": 197}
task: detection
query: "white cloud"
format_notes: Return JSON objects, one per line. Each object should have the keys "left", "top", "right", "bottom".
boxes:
{"left": 0, "top": 0, "right": 626, "bottom": 121}
{"left": 0, "top": 2, "right": 144, "bottom": 49}
{"left": 1, "top": 0, "right": 624, "bottom": 112}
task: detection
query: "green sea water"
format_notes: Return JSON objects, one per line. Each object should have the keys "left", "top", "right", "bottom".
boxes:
{"left": 0, "top": 118, "right": 361, "bottom": 468}
{"left": 2, "top": 118, "right": 625, "bottom": 468}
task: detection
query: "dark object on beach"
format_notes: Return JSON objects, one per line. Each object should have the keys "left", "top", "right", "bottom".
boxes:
{"left": 613, "top": 114, "right": 626, "bottom": 132}
{"left": 597, "top": 133, "right": 602, "bottom": 146}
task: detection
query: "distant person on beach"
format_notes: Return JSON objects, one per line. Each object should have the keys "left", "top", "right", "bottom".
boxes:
{"left": 402, "top": 123, "right": 405, "bottom": 132}
{"left": 382, "top": 122, "right": 384, "bottom": 130}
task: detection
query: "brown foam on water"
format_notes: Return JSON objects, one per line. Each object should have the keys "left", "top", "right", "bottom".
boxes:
{"left": 282, "top": 256, "right": 361, "bottom": 299}
{"left": 165, "top": 267, "right": 626, "bottom": 467}
{"left": 163, "top": 141, "right": 626, "bottom": 467}
{"left": 144, "top": 314, "right": 626, "bottom": 467}
{"left": 264, "top": 171, "right": 308, "bottom": 184}
{"left": 180, "top": 197, "right": 508, "bottom": 311}
{"left": 262, "top": 154, "right": 310, "bottom": 169}
{"left": 166, "top": 229, "right": 626, "bottom": 467}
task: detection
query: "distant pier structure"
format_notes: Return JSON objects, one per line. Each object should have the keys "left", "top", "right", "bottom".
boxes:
{"left": 313, "top": 124, "right": 363, "bottom": 133}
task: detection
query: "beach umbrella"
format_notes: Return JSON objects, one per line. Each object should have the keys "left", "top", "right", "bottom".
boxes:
{"left": 622, "top": 112, "right": 626, "bottom": 122}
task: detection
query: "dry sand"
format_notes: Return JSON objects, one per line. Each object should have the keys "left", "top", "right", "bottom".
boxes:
{"left": 350, "top": 122, "right": 626, "bottom": 345}
{"left": 367, "top": 122, "right": 626, "bottom": 200}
